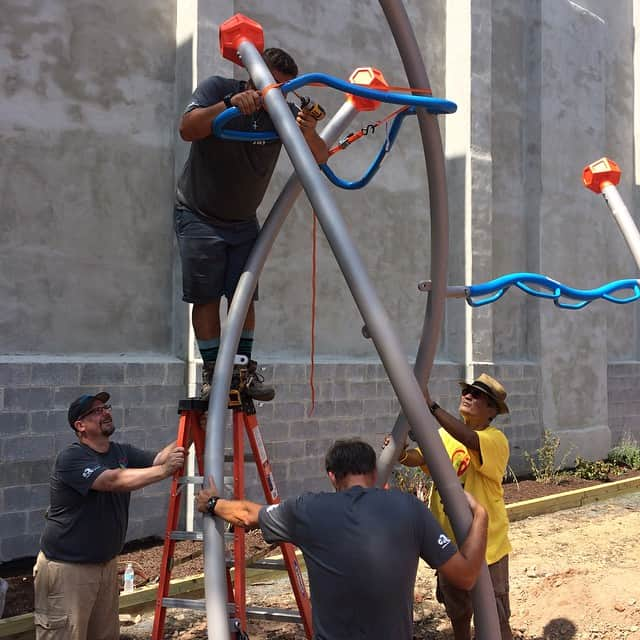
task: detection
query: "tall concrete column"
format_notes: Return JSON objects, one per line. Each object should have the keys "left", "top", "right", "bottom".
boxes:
{"left": 536, "top": 1, "right": 610, "bottom": 458}
{"left": 446, "top": 0, "right": 494, "bottom": 379}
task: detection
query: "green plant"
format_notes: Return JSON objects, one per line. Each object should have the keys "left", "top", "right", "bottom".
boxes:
{"left": 572, "top": 456, "right": 622, "bottom": 481}
{"left": 607, "top": 434, "right": 640, "bottom": 470}
{"left": 523, "top": 429, "right": 573, "bottom": 484}
{"left": 392, "top": 467, "right": 432, "bottom": 503}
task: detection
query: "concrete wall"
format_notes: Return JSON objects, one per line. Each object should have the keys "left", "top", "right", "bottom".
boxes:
{"left": 2, "top": 0, "right": 640, "bottom": 562}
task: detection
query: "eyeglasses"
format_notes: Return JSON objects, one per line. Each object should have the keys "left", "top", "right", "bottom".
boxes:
{"left": 80, "top": 404, "right": 112, "bottom": 419}
{"left": 461, "top": 387, "right": 484, "bottom": 399}
{"left": 461, "top": 387, "right": 497, "bottom": 409}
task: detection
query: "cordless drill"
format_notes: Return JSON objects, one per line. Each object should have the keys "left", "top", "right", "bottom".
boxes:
{"left": 298, "top": 95, "right": 326, "bottom": 121}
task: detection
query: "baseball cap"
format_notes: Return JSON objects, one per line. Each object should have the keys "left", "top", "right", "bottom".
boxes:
{"left": 68, "top": 392, "right": 110, "bottom": 429}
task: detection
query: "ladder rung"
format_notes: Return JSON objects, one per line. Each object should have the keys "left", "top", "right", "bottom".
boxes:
{"left": 177, "top": 475, "right": 204, "bottom": 485}
{"left": 170, "top": 530, "right": 203, "bottom": 541}
{"left": 248, "top": 558, "right": 287, "bottom": 570}
{"left": 162, "top": 597, "right": 206, "bottom": 610}
{"left": 246, "top": 606, "right": 303, "bottom": 623}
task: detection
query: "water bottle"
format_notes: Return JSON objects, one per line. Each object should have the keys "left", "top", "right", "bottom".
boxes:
{"left": 123, "top": 562, "right": 135, "bottom": 593}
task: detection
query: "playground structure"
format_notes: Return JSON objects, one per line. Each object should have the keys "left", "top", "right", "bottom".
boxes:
{"left": 196, "top": 5, "right": 505, "bottom": 639}
{"left": 188, "top": 9, "right": 640, "bottom": 640}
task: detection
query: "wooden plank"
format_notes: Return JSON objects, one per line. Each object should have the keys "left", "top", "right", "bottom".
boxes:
{"left": 507, "top": 475, "right": 640, "bottom": 522}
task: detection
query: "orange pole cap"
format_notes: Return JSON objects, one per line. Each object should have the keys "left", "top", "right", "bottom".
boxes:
{"left": 219, "top": 13, "right": 264, "bottom": 65}
{"left": 582, "top": 157, "right": 621, "bottom": 193}
{"left": 347, "top": 67, "right": 388, "bottom": 112}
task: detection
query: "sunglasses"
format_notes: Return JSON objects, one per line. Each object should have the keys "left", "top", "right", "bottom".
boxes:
{"left": 461, "top": 387, "right": 497, "bottom": 408}
{"left": 80, "top": 404, "right": 112, "bottom": 419}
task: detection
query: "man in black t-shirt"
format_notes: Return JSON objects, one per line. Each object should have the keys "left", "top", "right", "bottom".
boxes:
{"left": 175, "top": 47, "right": 328, "bottom": 401}
{"left": 197, "top": 439, "right": 488, "bottom": 639}
{"left": 34, "top": 392, "right": 185, "bottom": 640}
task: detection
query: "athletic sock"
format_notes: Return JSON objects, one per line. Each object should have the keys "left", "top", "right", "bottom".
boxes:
{"left": 238, "top": 330, "right": 254, "bottom": 362}
{"left": 197, "top": 337, "right": 220, "bottom": 369}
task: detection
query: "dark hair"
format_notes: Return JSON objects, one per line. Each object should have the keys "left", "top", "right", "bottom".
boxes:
{"left": 325, "top": 439, "right": 376, "bottom": 482}
{"left": 263, "top": 47, "right": 298, "bottom": 78}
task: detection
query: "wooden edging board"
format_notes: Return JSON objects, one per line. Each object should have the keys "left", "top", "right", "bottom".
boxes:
{"left": 2, "top": 476, "right": 639, "bottom": 638}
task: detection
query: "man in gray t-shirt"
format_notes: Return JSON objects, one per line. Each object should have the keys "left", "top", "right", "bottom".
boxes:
{"left": 197, "top": 438, "right": 488, "bottom": 639}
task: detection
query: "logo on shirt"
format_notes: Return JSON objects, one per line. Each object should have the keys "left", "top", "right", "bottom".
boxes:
{"left": 82, "top": 465, "right": 100, "bottom": 479}
{"left": 265, "top": 504, "right": 280, "bottom": 514}
{"left": 437, "top": 534, "right": 451, "bottom": 549}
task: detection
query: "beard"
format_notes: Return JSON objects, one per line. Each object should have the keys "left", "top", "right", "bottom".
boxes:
{"left": 100, "top": 420, "right": 115, "bottom": 437}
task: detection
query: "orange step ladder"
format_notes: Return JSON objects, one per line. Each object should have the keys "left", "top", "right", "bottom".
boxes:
{"left": 151, "top": 385, "right": 313, "bottom": 639}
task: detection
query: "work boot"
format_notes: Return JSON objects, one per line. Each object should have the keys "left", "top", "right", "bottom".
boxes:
{"left": 199, "top": 362, "right": 215, "bottom": 402}
{"left": 236, "top": 359, "right": 275, "bottom": 402}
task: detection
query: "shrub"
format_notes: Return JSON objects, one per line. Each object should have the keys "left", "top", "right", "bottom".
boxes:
{"left": 572, "top": 456, "right": 622, "bottom": 481}
{"left": 523, "top": 429, "right": 573, "bottom": 484}
{"left": 392, "top": 466, "right": 432, "bottom": 503}
{"left": 607, "top": 434, "right": 640, "bottom": 470}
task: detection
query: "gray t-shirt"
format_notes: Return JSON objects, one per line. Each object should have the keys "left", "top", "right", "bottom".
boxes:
{"left": 175, "top": 75, "right": 292, "bottom": 227}
{"left": 40, "top": 441, "right": 155, "bottom": 563}
{"left": 258, "top": 486, "right": 457, "bottom": 640}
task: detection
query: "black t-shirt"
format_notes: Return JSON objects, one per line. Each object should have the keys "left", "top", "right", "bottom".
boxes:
{"left": 40, "top": 441, "right": 155, "bottom": 563}
{"left": 176, "top": 75, "right": 293, "bottom": 227}
{"left": 259, "top": 486, "right": 457, "bottom": 640}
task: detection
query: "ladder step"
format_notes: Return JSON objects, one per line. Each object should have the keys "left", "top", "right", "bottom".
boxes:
{"left": 246, "top": 606, "right": 303, "bottom": 623}
{"left": 162, "top": 597, "right": 206, "bottom": 611}
{"left": 177, "top": 475, "right": 204, "bottom": 485}
{"left": 170, "top": 530, "right": 203, "bottom": 541}
{"left": 247, "top": 558, "right": 287, "bottom": 570}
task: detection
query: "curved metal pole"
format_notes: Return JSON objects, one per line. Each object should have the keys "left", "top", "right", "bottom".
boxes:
{"left": 227, "top": 34, "right": 497, "bottom": 640}
{"left": 376, "top": 3, "right": 501, "bottom": 639}
{"left": 202, "top": 101, "right": 358, "bottom": 640}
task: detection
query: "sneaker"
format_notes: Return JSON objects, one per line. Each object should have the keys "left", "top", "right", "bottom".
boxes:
{"left": 238, "top": 359, "right": 275, "bottom": 402}
{"left": 199, "top": 362, "right": 215, "bottom": 402}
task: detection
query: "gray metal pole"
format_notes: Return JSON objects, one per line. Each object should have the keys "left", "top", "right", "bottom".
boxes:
{"left": 237, "top": 35, "right": 498, "bottom": 638}
{"left": 376, "top": 2, "right": 501, "bottom": 638}
{"left": 202, "top": 102, "right": 358, "bottom": 640}
{"left": 601, "top": 184, "right": 640, "bottom": 272}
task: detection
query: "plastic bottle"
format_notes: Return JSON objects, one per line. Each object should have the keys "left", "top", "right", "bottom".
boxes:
{"left": 123, "top": 562, "right": 135, "bottom": 593}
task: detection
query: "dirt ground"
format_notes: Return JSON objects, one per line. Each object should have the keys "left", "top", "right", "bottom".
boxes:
{"left": 3, "top": 475, "right": 640, "bottom": 639}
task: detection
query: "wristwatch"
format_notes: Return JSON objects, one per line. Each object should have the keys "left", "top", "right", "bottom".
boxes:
{"left": 428, "top": 401, "right": 440, "bottom": 416}
{"left": 207, "top": 495, "right": 220, "bottom": 516}
{"left": 222, "top": 93, "right": 235, "bottom": 109}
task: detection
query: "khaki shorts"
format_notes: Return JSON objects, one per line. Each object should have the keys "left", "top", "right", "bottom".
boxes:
{"left": 33, "top": 551, "right": 120, "bottom": 640}
{"left": 437, "top": 554, "right": 513, "bottom": 640}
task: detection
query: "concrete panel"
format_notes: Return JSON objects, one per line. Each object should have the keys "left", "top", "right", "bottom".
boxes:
{"left": 1, "top": 0, "right": 177, "bottom": 353}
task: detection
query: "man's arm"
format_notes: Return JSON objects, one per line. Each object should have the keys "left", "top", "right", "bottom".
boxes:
{"left": 425, "top": 388, "right": 480, "bottom": 452}
{"left": 91, "top": 447, "right": 185, "bottom": 493}
{"left": 179, "top": 88, "right": 263, "bottom": 141}
{"left": 153, "top": 440, "right": 178, "bottom": 466}
{"left": 436, "top": 492, "right": 488, "bottom": 591}
{"left": 196, "top": 477, "right": 262, "bottom": 529}
{"left": 296, "top": 109, "right": 329, "bottom": 163}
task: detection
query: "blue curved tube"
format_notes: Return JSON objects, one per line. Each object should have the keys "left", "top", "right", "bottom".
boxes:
{"left": 466, "top": 272, "right": 640, "bottom": 309}
{"left": 319, "top": 107, "right": 414, "bottom": 190}
{"left": 213, "top": 72, "right": 456, "bottom": 141}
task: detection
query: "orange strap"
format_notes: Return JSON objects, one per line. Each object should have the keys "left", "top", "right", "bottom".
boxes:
{"left": 328, "top": 104, "right": 409, "bottom": 157}
{"left": 308, "top": 211, "right": 318, "bottom": 417}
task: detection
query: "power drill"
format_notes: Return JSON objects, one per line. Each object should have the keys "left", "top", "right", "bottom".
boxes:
{"left": 298, "top": 95, "right": 326, "bottom": 121}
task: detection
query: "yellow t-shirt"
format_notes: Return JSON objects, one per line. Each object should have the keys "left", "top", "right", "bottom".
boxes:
{"left": 419, "top": 426, "right": 512, "bottom": 565}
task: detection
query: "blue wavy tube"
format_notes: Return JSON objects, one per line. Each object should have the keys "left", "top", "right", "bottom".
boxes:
{"left": 319, "top": 107, "right": 414, "bottom": 190}
{"left": 466, "top": 272, "right": 640, "bottom": 309}
{"left": 212, "top": 72, "right": 456, "bottom": 141}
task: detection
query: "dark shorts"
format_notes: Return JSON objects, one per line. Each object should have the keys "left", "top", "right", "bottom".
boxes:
{"left": 436, "top": 554, "right": 513, "bottom": 639}
{"left": 174, "top": 207, "right": 259, "bottom": 304}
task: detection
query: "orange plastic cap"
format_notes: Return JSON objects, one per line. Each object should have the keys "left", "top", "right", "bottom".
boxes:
{"left": 347, "top": 67, "right": 388, "bottom": 112}
{"left": 582, "top": 157, "right": 621, "bottom": 193}
{"left": 219, "top": 14, "right": 264, "bottom": 65}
